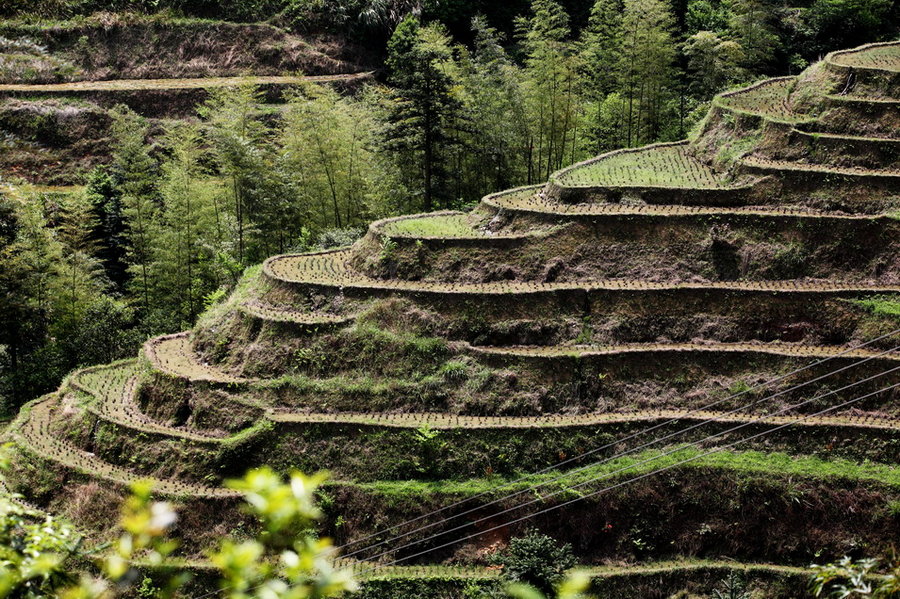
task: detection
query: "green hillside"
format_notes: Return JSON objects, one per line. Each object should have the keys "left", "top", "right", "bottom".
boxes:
{"left": 1, "top": 39, "right": 899, "bottom": 597}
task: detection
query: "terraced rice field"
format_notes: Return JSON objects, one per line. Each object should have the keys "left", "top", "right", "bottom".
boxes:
{"left": 471, "top": 342, "right": 900, "bottom": 361}
{"left": 13, "top": 396, "right": 235, "bottom": 498}
{"left": 271, "top": 408, "right": 900, "bottom": 431}
{"left": 71, "top": 361, "right": 226, "bottom": 441}
{"left": 3, "top": 41, "right": 899, "bottom": 593}
{"left": 831, "top": 43, "right": 900, "bottom": 71}
{"left": 239, "top": 300, "right": 355, "bottom": 325}
{"left": 487, "top": 189, "right": 892, "bottom": 219}
{"left": 144, "top": 333, "right": 252, "bottom": 384}
{"left": 716, "top": 77, "right": 802, "bottom": 121}
{"left": 265, "top": 249, "right": 900, "bottom": 295}
{"left": 554, "top": 143, "right": 743, "bottom": 188}
{"left": 382, "top": 213, "right": 482, "bottom": 238}
{"left": 0, "top": 72, "right": 372, "bottom": 93}
{"left": 741, "top": 155, "right": 900, "bottom": 177}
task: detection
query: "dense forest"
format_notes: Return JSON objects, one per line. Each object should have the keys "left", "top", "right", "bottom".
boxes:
{"left": 0, "top": 0, "right": 897, "bottom": 414}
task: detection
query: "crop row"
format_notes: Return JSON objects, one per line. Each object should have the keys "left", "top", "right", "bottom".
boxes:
{"left": 11, "top": 396, "right": 236, "bottom": 498}
{"left": 239, "top": 299, "right": 356, "bottom": 326}
{"left": 740, "top": 155, "right": 900, "bottom": 177}
{"left": 828, "top": 41, "right": 900, "bottom": 72}
{"left": 334, "top": 559, "right": 815, "bottom": 581}
{"left": 0, "top": 72, "right": 373, "bottom": 93}
{"left": 715, "top": 77, "right": 806, "bottom": 123}
{"left": 48, "top": 356, "right": 900, "bottom": 437}
{"left": 471, "top": 341, "right": 900, "bottom": 360}
{"left": 270, "top": 407, "right": 900, "bottom": 431}
{"left": 265, "top": 249, "right": 900, "bottom": 295}
{"left": 485, "top": 188, "right": 890, "bottom": 220}
{"left": 70, "top": 361, "right": 227, "bottom": 441}
{"left": 553, "top": 143, "right": 740, "bottom": 189}
{"left": 144, "top": 333, "right": 252, "bottom": 384}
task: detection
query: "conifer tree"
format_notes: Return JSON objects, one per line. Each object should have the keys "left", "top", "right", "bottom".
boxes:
{"left": 516, "top": 0, "right": 582, "bottom": 181}
{"left": 109, "top": 105, "right": 159, "bottom": 321}
{"left": 618, "top": 0, "right": 677, "bottom": 146}
{"left": 383, "top": 16, "right": 465, "bottom": 211}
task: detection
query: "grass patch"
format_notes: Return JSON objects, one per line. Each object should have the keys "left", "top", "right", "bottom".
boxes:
{"left": 384, "top": 214, "right": 479, "bottom": 238}
{"left": 556, "top": 143, "right": 738, "bottom": 189}
{"left": 853, "top": 295, "right": 900, "bottom": 319}
{"left": 349, "top": 447, "right": 900, "bottom": 497}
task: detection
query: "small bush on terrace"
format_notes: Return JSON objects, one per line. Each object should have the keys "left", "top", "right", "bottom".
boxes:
{"left": 490, "top": 530, "right": 577, "bottom": 595}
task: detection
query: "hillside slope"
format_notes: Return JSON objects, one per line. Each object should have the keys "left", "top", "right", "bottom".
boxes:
{"left": 3, "top": 41, "right": 900, "bottom": 597}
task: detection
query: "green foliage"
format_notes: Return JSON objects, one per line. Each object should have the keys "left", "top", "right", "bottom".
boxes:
{"left": 490, "top": 530, "right": 576, "bottom": 594}
{"left": 0, "top": 446, "right": 82, "bottom": 597}
{"left": 725, "top": 0, "right": 780, "bottom": 71}
{"left": 683, "top": 31, "right": 744, "bottom": 99}
{"left": 811, "top": 556, "right": 900, "bottom": 597}
{"left": 0, "top": 445, "right": 356, "bottom": 599}
{"left": 516, "top": 0, "right": 582, "bottom": 179}
{"left": 147, "top": 122, "right": 228, "bottom": 328}
{"left": 506, "top": 571, "right": 591, "bottom": 599}
{"left": 383, "top": 17, "right": 466, "bottom": 211}
{"left": 853, "top": 296, "right": 900, "bottom": 319}
{"left": 213, "top": 468, "right": 356, "bottom": 599}
{"left": 109, "top": 104, "right": 160, "bottom": 322}
{"left": 0, "top": 187, "right": 141, "bottom": 415}
{"left": 281, "top": 84, "right": 380, "bottom": 230}
{"left": 617, "top": 0, "right": 677, "bottom": 145}
{"left": 711, "top": 572, "right": 750, "bottom": 599}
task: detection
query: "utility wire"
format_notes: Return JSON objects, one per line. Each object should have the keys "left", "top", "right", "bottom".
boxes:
{"left": 197, "top": 335, "right": 900, "bottom": 599}
{"left": 339, "top": 335, "right": 900, "bottom": 560}
{"left": 361, "top": 377, "right": 900, "bottom": 574}
{"left": 338, "top": 328, "right": 900, "bottom": 554}
{"left": 349, "top": 360, "right": 900, "bottom": 567}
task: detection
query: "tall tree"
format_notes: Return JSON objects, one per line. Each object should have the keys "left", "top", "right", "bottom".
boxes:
{"left": 109, "top": 105, "right": 159, "bottom": 320}
{"left": 579, "top": 0, "right": 624, "bottom": 152}
{"left": 517, "top": 0, "right": 582, "bottom": 181}
{"left": 683, "top": 30, "right": 744, "bottom": 98}
{"left": 384, "top": 16, "right": 466, "bottom": 212}
{"left": 456, "top": 16, "right": 530, "bottom": 195}
{"left": 618, "top": 0, "right": 677, "bottom": 146}
{"left": 0, "top": 195, "right": 54, "bottom": 411}
{"left": 200, "top": 84, "right": 268, "bottom": 265}
{"left": 579, "top": 0, "right": 623, "bottom": 98}
{"left": 281, "top": 83, "right": 376, "bottom": 230}
{"left": 150, "top": 123, "right": 224, "bottom": 328}
{"left": 726, "top": 0, "right": 780, "bottom": 72}
{"left": 85, "top": 165, "right": 127, "bottom": 291}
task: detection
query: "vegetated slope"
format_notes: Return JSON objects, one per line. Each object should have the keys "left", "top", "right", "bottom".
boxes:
{"left": 0, "top": 14, "right": 374, "bottom": 184}
{"left": 0, "top": 14, "right": 369, "bottom": 84}
{"left": 3, "top": 41, "right": 900, "bottom": 597}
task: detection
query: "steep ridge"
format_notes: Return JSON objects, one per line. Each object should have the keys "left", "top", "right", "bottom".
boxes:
{"left": 3, "top": 41, "right": 900, "bottom": 585}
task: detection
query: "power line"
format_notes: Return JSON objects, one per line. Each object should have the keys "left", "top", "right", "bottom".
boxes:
{"left": 339, "top": 337, "right": 900, "bottom": 560}
{"left": 349, "top": 360, "right": 900, "bottom": 566}
{"left": 195, "top": 334, "right": 900, "bottom": 599}
{"left": 364, "top": 377, "right": 900, "bottom": 573}
{"left": 337, "top": 328, "right": 900, "bottom": 554}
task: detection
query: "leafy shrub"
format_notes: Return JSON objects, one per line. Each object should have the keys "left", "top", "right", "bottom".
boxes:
{"left": 490, "top": 530, "right": 576, "bottom": 595}
{"left": 811, "top": 555, "right": 900, "bottom": 597}
{"left": 317, "top": 227, "right": 365, "bottom": 250}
